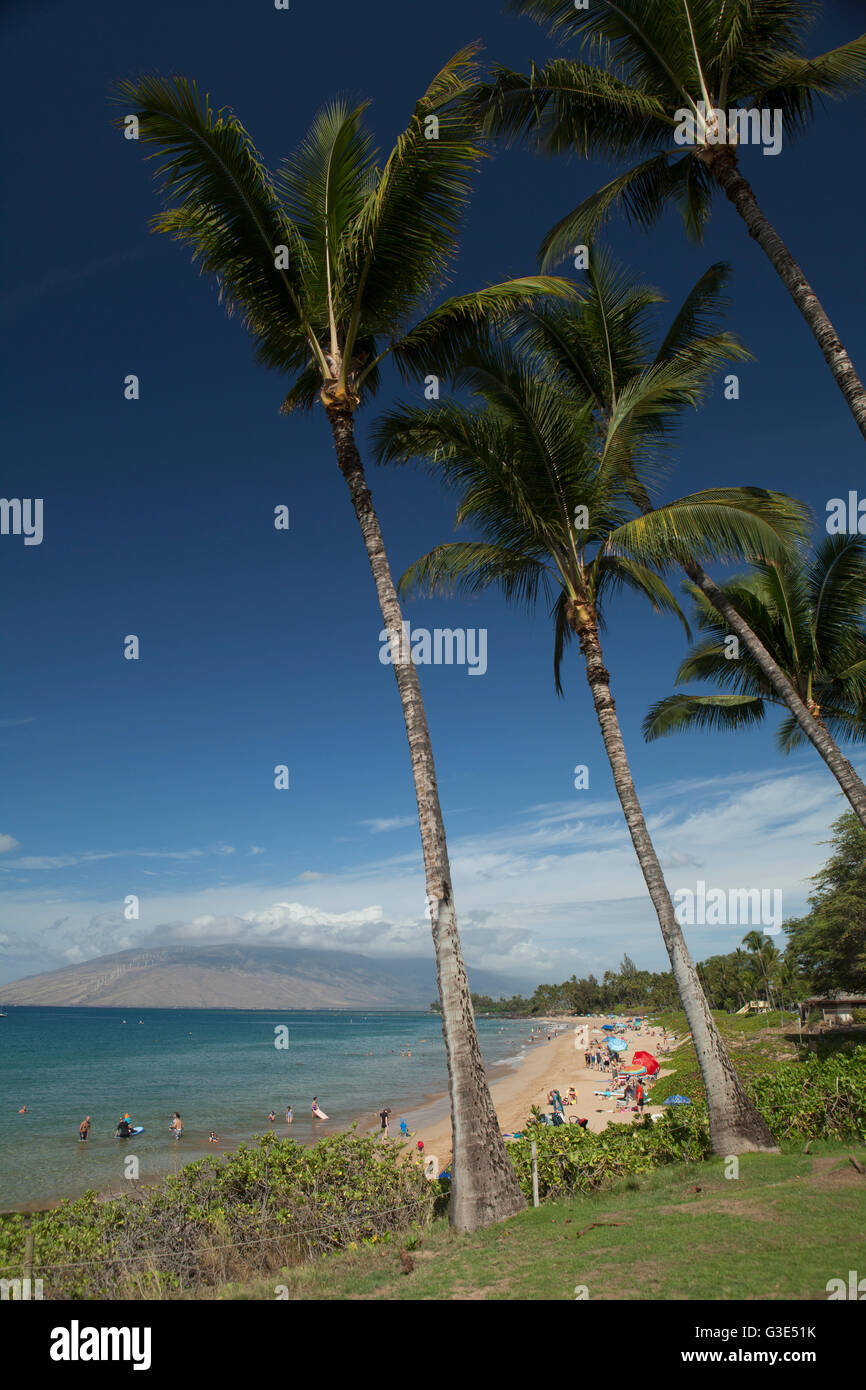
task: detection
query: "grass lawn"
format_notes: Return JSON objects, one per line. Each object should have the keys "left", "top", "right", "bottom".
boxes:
{"left": 217, "top": 1144, "right": 866, "bottom": 1301}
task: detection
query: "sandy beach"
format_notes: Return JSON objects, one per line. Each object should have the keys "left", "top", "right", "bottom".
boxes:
{"left": 390, "top": 1015, "right": 675, "bottom": 1168}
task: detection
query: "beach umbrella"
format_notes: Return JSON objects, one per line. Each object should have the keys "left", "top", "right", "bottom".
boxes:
{"left": 663, "top": 1095, "right": 691, "bottom": 1105}
{"left": 618, "top": 1064, "right": 647, "bottom": 1076}
{"left": 606, "top": 1036, "right": 628, "bottom": 1052}
{"left": 602, "top": 1023, "right": 616, "bottom": 1031}
{"left": 633, "top": 1050, "right": 660, "bottom": 1075}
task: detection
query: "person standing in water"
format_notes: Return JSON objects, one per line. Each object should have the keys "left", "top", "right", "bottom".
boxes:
{"left": 285, "top": 1105, "right": 293, "bottom": 1123}
{"left": 170, "top": 1112, "right": 183, "bottom": 1139}
{"left": 79, "top": 1116, "right": 91, "bottom": 1142}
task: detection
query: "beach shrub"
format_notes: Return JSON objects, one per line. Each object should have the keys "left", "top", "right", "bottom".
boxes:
{"left": 0, "top": 1131, "right": 437, "bottom": 1300}
{"left": 648, "top": 1044, "right": 866, "bottom": 1142}
{"left": 507, "top": 1110, "right": 711, "bottom": 1202}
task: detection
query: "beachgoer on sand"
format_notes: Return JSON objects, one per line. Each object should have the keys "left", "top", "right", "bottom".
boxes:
{"left": 379, "top": 1106, "right": 392, "bottom": 1136}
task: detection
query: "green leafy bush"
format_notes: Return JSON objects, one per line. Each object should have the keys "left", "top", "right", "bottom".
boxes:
{"left": 507, "top": 1110, "right": 711, "bottom": 1202}
{"left": 0, "top": 1131, "right": 438, "bottom": 1300}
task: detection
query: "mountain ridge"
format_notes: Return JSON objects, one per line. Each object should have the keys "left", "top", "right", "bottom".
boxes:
{"left": 0, "top": 943, "right": 518, "bottom": 1009}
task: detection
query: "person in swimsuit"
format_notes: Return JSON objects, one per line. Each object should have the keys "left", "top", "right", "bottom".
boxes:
{"left": 79, "top": 1116, "right": 91, "bottom": 1142}
{"left": 285, "top": 1106, "right": 293, "bottom": 1123}
{"left": 170, "top": 1112, "right": 183, "bottom": 1139}
{"left": 379, "top": 1106, "right": 391, "bottom": 1136}
{"left": 268, "top": 1111, "right": 276, "bottom": 1123}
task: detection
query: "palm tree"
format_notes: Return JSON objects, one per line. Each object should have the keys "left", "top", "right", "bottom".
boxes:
{"left": 116, "top": 52, "right": 571, "bottom": 1229}
{"left": 644, "top": 538, "right": 866, "bottom": 756}
{"left": 477, "top": 0, "right": 866, "bottom": 441}
{"left": 374, "top": 331, "right": 807, "bottom": 1152}
{"left": 515, "top": 251, "right": 866, "bottom": 830}
{"left": 741, "top": 931, "right": 780, "bottom": 1011}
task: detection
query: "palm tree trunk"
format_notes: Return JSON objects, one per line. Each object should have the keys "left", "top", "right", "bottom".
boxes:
{"left": 569, "top": 599, "right": 778, "bottom": 1154}
{"left": 705, "top": 148, "right": 866, "bottom": 443}
{"left": 682, "top": 559, "right": 866, "bottom": 832}
{"left": 325, "top": 403, "right": 525, "bottom": 1230}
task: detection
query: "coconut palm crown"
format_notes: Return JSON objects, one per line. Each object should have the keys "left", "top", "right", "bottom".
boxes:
{"left": 644, "top": 537, "right": 866, "bottom": 750}
{"left": 477, "top": 0, "right": 866, "bottom": 440}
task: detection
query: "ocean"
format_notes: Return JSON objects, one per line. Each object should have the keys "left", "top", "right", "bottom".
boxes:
{"left": 0, "top": 1006, "right": 535, "bottom": 1210}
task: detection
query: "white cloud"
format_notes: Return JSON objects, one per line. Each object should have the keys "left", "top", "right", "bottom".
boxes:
{"left": 0, "top": 756, "right": 858, "bottom": 987}
{"left": 361, "top": 817, "right": 416, "bottom": 834}
{"left": 0, "top": 834, "right": 21, "bottom": 854}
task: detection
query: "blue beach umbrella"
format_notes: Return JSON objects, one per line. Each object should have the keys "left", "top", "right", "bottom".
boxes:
{"left": 602, "top": 1024, "right": 616, "bottom": 1031}
{"left": 663, "top": 1095, "right": 691, "bottom": 1105}
{"left": 607, "top": 1037, "right": 628, "bottom": 1052}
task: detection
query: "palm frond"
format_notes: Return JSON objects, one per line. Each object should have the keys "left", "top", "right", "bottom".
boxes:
{"left": 643, "top": 692, "right": 766, "bottom": 741}
{"left": 114, "top": 75, "right": 321, "bottom": 375}
{"left": 384, "top": 278, "right": 577, "bottom": 385}
{"left": 604, "top": 487, "right": 810, "bottom": 570}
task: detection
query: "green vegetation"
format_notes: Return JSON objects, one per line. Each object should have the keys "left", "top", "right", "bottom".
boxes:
{"left": 6, "top": 1013, "right": 863, "bottom": 1300}
{"left": 220, "top": 1148, "right": 866, "bottom": 1301}
{"left": 0, "top": 1130, "right": 439, "bottom": 1300}
{"left": 786, "top": 813, "right": 866, "bottom": 993}
{"left": 647, "top": 1014, "right": 866, "bottom": 1143}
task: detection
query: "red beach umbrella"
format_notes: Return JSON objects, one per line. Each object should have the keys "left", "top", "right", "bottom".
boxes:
{"left": 633, "top": 1051, "right": 660, "bottom": 1075}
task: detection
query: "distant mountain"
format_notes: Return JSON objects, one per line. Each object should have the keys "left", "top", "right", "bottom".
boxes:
{"left": 0, "top": 943, "right": 517, "bottom": 1009}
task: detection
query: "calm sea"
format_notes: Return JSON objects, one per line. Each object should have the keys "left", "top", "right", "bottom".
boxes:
{"left": 0, "top": 1007, "right": 534, "bottom": 1210}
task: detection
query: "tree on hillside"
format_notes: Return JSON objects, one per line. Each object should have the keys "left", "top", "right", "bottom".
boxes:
{"left": 785, "top": 813, "right": 866, "bottom": 993}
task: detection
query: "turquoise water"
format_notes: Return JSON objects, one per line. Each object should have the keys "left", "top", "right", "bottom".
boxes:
{"left": 0, "top": 1007, "right": 532, "bottom": 1209}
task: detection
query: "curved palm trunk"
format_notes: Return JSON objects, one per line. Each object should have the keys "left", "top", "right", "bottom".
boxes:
{"left": 326, "top": 403, "right": 525, "bottom": 1230}
{"left": 682, "top": 559, "right": 866, "bottom": 832}
{"left": 705, "top": 148, "right": 866, "bottom": 444}
{"left": 569, "top": 599, "right": 778, "bottom": 1154}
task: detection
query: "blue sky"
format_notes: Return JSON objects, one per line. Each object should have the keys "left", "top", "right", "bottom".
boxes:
{"left": 1, "top": 0, "right": 865, "bottom": 989}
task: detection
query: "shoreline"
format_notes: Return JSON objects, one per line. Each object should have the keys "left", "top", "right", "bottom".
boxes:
{"left": 1, "top": 1015, "right": 675, "bottom": 1214}
{"left": 395, "top": 1015, "right": 675, "bottom": 1166}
